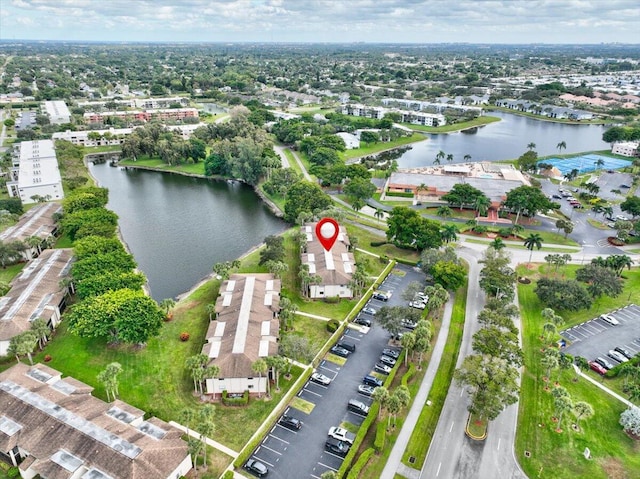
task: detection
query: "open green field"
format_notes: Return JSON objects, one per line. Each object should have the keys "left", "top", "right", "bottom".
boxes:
{"left": 345, "top": 223, "right": 421, "bottom": 264}
{"left": 515, "top": 264, "right": 640, "bottom": 479}
{"left": 119, "top": 157, "right": 206, "bottom": 176}
{"left": 340, "top": 133, "right": 426, "bottom": 160}
{"left": 401, "top": 115, "right": 501, "bottom": 133}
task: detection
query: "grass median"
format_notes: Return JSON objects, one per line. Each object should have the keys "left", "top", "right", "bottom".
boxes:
{"left": 401, "top": 276, "right": 468, "bottom": 470}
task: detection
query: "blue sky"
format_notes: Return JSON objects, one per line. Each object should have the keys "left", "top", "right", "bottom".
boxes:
{"left": 1, "top": 0, "right": 638, "bottom": 44}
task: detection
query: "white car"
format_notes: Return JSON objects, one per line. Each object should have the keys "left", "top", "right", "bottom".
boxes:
{"left": 310, "top": 372, "right": 332, "bottom": 386}
{"left": 600, "top": 314, "right": 619, "bottom": 326}
{"left": 328, "top": 426, "right": 355, "bottom": 444}
{"left": 409, "top": 300, "right": 426, "bottom": 310}
{"left": 608, "top": 350, "right": 628, "bottom": 363}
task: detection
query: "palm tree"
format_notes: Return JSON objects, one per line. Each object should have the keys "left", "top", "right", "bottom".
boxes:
{"left": 440, "top": 224, "right": 458, "bottom": 244}
{"left": 205, "top": 303, "right": 216, "bottom": 321}
{"left": 252, "top": 358, "right": 268, "bottom": 398}
{"left": 509, "top": 223, "right": 524, "bottom": 237}
{"left": 554, "top": 394, "right": 573, "bottom": 431}
{"left": 463, "top": 154, "right": 471, "bottom": 163}
{"left": 159, "top": 298, "right": 176, "bottom": 317}
{"left": 446, "top": 154, "right": 454, "bottom": 164}
{"left": 30, "top": 318, "right": 50, "bottom": 349}
{"left": 371, "top": 386, "right": 389, "bottom": 420}
{"left": 527, "top": 142, "right": 536, "bottom": 151}
{"left": 374, "top": 208, "right": 384, "bottom": 223}
{"left": 573, "top": 401, "right": 594, "bottom": 430}
{"left": 595, "top": 158, "right": 605, "bottom": 171}
{"left": 489, "top": 237, "right": 505, "bottom": 251}
{"left": 434, "top": 150, "right": 445, "bottom": 165}
{"left": 542, "top": 322, "right": 556, "bottom": 342}
{"left": 474, "top": 196, "right": 491, "bottom": 217}
{"left": 436, "top": 205, "right": 452, "bottom": 218}
{"left": 352, "top": 198, "right": 365, "bottom": 212}
{"left": 524, "top": 233, "right": 543, "bottom": 264}
{"left": 556, "top": 141, "right": 566, "bottom": 155}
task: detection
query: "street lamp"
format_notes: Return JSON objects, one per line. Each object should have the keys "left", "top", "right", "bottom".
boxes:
{"left": 581, "top": 240, "right": 587, "bottom": 265}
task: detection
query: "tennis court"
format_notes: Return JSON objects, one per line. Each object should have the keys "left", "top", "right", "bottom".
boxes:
{"left": 539, "top": 154, "right": 632, "bottom": 175}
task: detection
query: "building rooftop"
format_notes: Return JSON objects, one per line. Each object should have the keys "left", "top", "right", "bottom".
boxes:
{"left": 301, "top": 222, "right": 354, "bottom": 285}
{"left": 17, "top": 140, "right": 62, "bottom": 190}
{"left": 203, "top": 274, "right": 280, "bottom": 379}
{"left": 0, "top": 248, "right": 73, "bottom": 341}
{"left": 0, "top": 202, "right": 61, "bottom": 244}
{"left": 0, "top": 363, "right": 190, "bottom": 479}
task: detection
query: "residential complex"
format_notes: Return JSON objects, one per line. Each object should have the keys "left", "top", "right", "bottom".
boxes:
{"left": 0, "top": 362, "right": 192, "bottom": 479}
{"left": 83, "top": 108, "right": 198, "bottom": 125}
{"left": 77, "top": 96, "right": 190, "bottom": 110}
{"left": 201, "top": 273, "right": 281, "bottom": 397}
{"left": 341, "top": 104, "right": 446, "bottom": 127}
{"left": 494, "top": 99, "right": 594, "bottom": 120}
{"left": 52, "top": 123, "right": 203, "bottom": 147}
{"left": 0, "top": 203, "right": 61, "bottom": 260}
{"left": 0, "top": 248, "right": 73, "bottom": 357}
{"left": 612, "top": 141, "right": 640, "bottom": 158}
{"left": 6, "top": 140, "right": 64, "bottom": 205}
{"left": 301, "top": 222, "right": 355, "bottom": 299}
{"left": 43, "top": 100, "right": 71, "bottom": 124}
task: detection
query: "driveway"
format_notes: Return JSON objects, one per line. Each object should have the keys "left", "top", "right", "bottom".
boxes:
{"left": 245, "top": 264, "right": 425, "bottom": 478}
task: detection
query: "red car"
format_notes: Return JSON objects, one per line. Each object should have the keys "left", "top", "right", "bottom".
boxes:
{"left": 589, "top": 361, "right": 607, "bottom": 375}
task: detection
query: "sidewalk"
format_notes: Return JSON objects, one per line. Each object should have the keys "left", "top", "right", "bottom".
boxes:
{"left": 380, "top": 296, "right": 455, "bottom": 479}
{"left": 168, "top": 421, "right": 239, "bottom": 458}
{"left": 572, "top": 365, "right": 635, "bottom": 408}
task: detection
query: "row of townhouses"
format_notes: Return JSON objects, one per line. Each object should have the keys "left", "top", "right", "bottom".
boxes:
{"left": 341, "top": 104, "right": 446, "bottom": 127}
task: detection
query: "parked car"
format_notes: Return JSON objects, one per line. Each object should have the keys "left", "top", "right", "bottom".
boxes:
{"left": 552, "top": 194, "right": 562, "bottom": 199}
{"left": 620, "top": 184, "right": 631, "bottom": 189}
{"left": 358, "top": 384, "right": 376, "bottom": 396}
{"left": 572, "top": 204, "right": 584, "bottom": 209}
{"left": 347, "top": 399, "right": 370, "bottom": 416}
{"left": 279, "top": 414, "right": 302, "bottom": 430}
{"left": 401, "top": 318, "right": 418, "bottom": 330}
{"left": 616, "top": 214, "right": 629, "bottom": 221}
{"left": 363, "top": 375, "right": 383, "bottom": 388}
{"left": 325, "top": 437, "right": 350, "bottom": 457}
{"left": 245, "top": 459, "right": 269, "bottom": 477}
{"left": 354, "top": 316, "right": 372, "bottom": 327}
{"left": 409, "top": 300, "right": 426, "bottom": 309}
{"left": 328, "top": 427, "right": 355, "bottom": 444}
{"left": 372, "top": 290, "right": 392, "bottom": 301}
{"left": 330, "top": 346, "right": 351, "bottom": 358}
{"left": 382, "top": 348, "right": 401, "bottom": 359}
{"left": 595, "top": 357, "right": 614, "bottom": 370}
{"left": 589, "top": 361, "right": 607, "bottom": 375}
{"left": 337, "top": 341, "right": 356, "bottom": 352}
{"left": 390, "top": 332, "right": 404, "bottom": 341}
{"left": 379, "top": 355, "right": 397, "bottom": 366}
{"left": 607, "top": 222, "right": 616, "bottom": 228}
{"left": 614, "top": 346, "right": 633, "bottom": 359}
{"left": 310, "top": 372, "right": 332, "bottom": 386}
{"left": 608, "top": 350, "right": 629, "bottom": 363}
{"left": 362, "top": 307, "right": 376, "bottom": 315}
{"left": 600, "top": 314, "right": 620, "bottom": 326}
{"left": 374, "top": 363, "right": 392, "bottom": 375}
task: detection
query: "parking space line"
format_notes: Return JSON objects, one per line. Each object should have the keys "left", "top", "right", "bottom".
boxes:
{"left": 317, "top": 462, "right": 339, "bottom": 471}
{"left": 318, "top": 366, "right": 338, "bottom": 375}
{"left": 269, "top": 432, "right": 291, "bottom": 442}
{"left": 302, "top": 388, "right": 322, "bottom": 397}
{"left": 261, "top": 445, "right": 282, "bottom": 456}
{"left": 253, "top": 455, "right": 275, "bottom": 467}
{"left": 573, "top": 329, "right": 590, "bottom": 339}
{"left": 324, "top": 451, "right": 347, "bottom": 460}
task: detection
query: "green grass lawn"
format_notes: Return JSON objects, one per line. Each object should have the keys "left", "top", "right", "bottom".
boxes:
{"left": 345, "top": 223, "right": 421, "bottom": 264}
{"left": 289, "top": 314, "right": 331, "bottom": 352}
{"left": 119, "top": 157, "right": 206, "bottom": 176}
{"left": 0, "top": 263, "right": 25, "bottom": 283}
{"left": 402, "top": 276, "right": 468, "bottom": 469}
{"left": 463, "top": 238, "right": 580, "bottom": 253}
{"left": 400, "top": 115, "right": 501, "bottom": 134}
{"left": 340, "top": 133, "right": 426, "bottom": 161}
{"left": 515, "top": 265, "right": 640, "bottom": 479}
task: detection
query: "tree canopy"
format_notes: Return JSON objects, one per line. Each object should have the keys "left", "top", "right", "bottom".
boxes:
{"left": 535, "top": 278, "right": 592, "bottom": 311}
{"left": 386, "top": 207, "right": 442, "bottom": 250}
{"left": 284, "top": 181, "right": 332, "bottom": 224}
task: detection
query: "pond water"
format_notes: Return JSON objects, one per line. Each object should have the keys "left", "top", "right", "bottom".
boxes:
{"left": 89, "top": 162, "right": 286, "bottom": 301}
{"left": 396, "top": 111, "right": 610, "bottom": 167}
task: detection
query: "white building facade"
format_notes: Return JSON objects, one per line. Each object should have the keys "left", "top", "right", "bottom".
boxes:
{"left": 43, "top": 100, "right": 71, "bottom": 124}
{"left": 6, "top": 140, "right": 64, "bottom": 204}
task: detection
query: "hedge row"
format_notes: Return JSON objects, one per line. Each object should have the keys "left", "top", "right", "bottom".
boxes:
{"left": 221, "top": 390, "right": 249, "bottom": 406}
{"left": 386, "top": 191, "right": 414, "bottom": 198}
{"left": 346, "top": 447, "right": 375, "bottom": 479}
{"left": 395, "top": 257, "right": 419, "bottom": 266}
{"left": 401, "top": 362, "right": 417, "bottom": 387}
{"left": 374, "top": 421, "right": 386, "bottom": 452}
{"left": 337, "top": 401, "right": 380, "bottom": 478}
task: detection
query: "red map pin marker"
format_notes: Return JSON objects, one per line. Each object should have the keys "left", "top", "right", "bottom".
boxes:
{"left": 316, "top": 218, "right": 340, "bottom": 251}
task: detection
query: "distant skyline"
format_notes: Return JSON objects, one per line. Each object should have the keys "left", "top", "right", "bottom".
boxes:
{"left": 0, "top": 0, "right": 639, "bottom": 45}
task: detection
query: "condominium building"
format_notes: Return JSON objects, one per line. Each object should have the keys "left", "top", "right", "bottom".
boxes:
{"left": 83, "top": 108, "right": 198, "bottom": 125}
{"left": 43, "top": 100, "right": 71, "bottom": 124}
{"left": 6, "top": 140, "right": 64, "bottom": 204}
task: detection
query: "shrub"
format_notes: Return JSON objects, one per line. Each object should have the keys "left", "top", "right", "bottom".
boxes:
{"left": 473, "top": 225, "right": 488, "bottom": 234}
{"left": 370, "top": 240, "right": 388, "bottom": 247}
{"left": 402, "top": 362, "right": 417, "bottom": 387}
{"left": 180, "top": 332, "right": 190, "bottom": 341}
{"left": 222, "top": 390, "right": 250, "bottom": 406}
{"left": 346, "top": 448, "right": 375, "bottom": 479}
{"left": 498, "top": 228, "right": 512, "bottom": 238}
{"left": 385, "top": 191, "right": 414, "bottom": 198}
{"left": 7, "top": 467, "right": 20, "bottom": 479}
{"left": 326, "top": 319, "right": 340, "bottom": 333}
{"left": 374, "top": 421, "right": 386, "bottom": 452}
{"left": 324, "top": 296, "right": 340, "bottom": 304}
{"left": 222, "top": 471, "right": 235, "bottom": 479}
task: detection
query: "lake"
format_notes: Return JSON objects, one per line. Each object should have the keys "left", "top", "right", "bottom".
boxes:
{"left": 89, "top": 162, "right": 287, "bottom": 301}
{"left": 396, "top": 111, "right": 610, "bottom": 167}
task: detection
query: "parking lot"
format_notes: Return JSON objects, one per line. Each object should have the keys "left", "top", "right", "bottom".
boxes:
{"left": 560, "top": 304, "right": 640, "bottom": 364}
{"left": 244, "top": 264, "right": 424, "bottom": 478}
